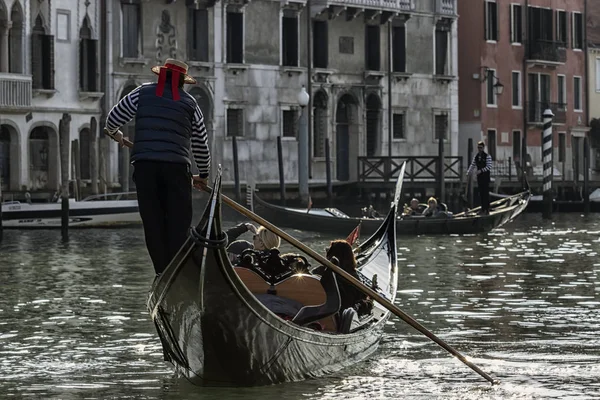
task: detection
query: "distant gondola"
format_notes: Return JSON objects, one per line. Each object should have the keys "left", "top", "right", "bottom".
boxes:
{"left": 146, "top": 170, "right": 400, "bottom": 386}
{"left": 251, "top": 188, "right": 531, "bottom": 236}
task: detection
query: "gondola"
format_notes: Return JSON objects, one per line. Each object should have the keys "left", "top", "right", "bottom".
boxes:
{"left": 146, "top": 170, "right": 400, "bottom": 386}
{"left": 252, "top": 188, "right": 531, "bottom": 236}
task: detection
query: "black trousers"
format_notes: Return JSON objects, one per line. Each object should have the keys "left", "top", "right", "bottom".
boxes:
{"left": 478, "top": 177, "right": 490, "bottom": 212}
{"left": 133, "top": 161, "right": 192, "bottom": 275}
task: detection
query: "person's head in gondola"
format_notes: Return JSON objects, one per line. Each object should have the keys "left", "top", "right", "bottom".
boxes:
{"left": 253, "top": 226, "right": 280, "bottom": 251}
{"left": 326, "top": 240, "right": 357, "bottom": 275}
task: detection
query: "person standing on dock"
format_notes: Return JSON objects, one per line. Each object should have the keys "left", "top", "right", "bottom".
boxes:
{"left": 467, "top": 141, "right": 493, "bottom": 215}
{"left": 105, "top": 59, "right": 211, "bottom": 276}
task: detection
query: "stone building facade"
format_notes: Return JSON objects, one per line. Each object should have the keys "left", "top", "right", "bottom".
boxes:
{"left": 105, "top": 0, "right": 458, "bottom": 187}
{"left": 0, "top": 0, "right": 103, "bottom": 197}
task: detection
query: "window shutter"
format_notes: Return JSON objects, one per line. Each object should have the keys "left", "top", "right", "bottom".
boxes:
{"left": 484, "top": 2, "right": 487, "bottom": 40}
{"left": 42, "top": 34, "right": 55, "bottom": 90}
{"left": 392, "top": 26, "right": 406, "bottom": 73}
{"left": 79, "top": 39, "right": 87, "bottom": 91}
{"left": 494, "top": 3, "right": 499, "bottom": 41}
{"left": 197, "top": 10, "right": 209, "bottom": 61}
{"left": 31, "top": 33, "right": 43, "bottom": 89}
{"left": 88, "top": 39, "right": 98, "bottom": 91}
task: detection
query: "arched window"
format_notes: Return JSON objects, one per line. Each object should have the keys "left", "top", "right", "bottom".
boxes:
{"left": 9, "top": 2, "right": 24, "bottom": 73}
{"left": 79, "top": 15, "right": 98, "bottom": 92}
{"left": 31, "top": 14, "right": 54, "bottom": 90}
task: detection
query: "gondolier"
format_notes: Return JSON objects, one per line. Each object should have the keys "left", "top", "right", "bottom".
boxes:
{"left": 105, "top": 58, "right": 211, "bottom": 276}
{"left": 467, "top": 141, "right": 493, "bottom": 215}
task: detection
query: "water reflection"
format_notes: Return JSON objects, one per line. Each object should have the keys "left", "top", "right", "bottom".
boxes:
{"left": 0, "top": 213, "right": 600, "bottom": 398}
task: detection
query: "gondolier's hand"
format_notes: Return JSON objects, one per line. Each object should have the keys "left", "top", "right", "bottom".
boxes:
{"left": 192, "top": 174, "right": 208, "bottom": 189}
{"left": 107, "top": 129, "right": 126, "bottom": 147}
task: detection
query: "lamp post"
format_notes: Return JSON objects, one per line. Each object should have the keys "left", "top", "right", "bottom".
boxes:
{"left": 297, "top": 86, "right": 310, "bottom": 204}
{"left": 479, "top": 67, "right": 504, "bottom": 96}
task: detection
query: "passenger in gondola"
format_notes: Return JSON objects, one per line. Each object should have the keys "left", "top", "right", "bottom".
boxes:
{"left": 422, "top": 197, "right": 440, "bottom": 217}
{"left": 325, "top": 240, "right": 373, "bottom": 317}
{"left": 361, "top": 205, "right": 381, "bottom": 219}
{"left": 403, "top": 198, "right": 423, "bottom": 216}
{"left": 226, "top": 224, "right": 280, "bottom": 264}
{"left": 226, "top": 222, "right": 258, "bottom": 244}
{"left": 253, "top": 226, "right": 281, "bottom": 251}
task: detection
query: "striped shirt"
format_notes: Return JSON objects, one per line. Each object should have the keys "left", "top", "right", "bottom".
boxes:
{"left": 467, "top": 152, "right": 493, "bottom": 175}
{"left": 105, "top": 85, "right": 211, "bottom": 177}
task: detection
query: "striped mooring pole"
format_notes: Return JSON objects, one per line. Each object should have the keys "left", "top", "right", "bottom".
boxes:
{"left": 542, "top": 109, "right": 554, "bottom": 219}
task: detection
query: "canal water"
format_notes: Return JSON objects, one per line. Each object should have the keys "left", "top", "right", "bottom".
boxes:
{"left": 1, "top": 212, "right": 599, "bottom": 399}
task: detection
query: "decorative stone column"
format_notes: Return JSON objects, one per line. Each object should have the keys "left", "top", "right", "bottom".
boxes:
{"left": 0, "top": 21, "right": 12, "bottom": 73}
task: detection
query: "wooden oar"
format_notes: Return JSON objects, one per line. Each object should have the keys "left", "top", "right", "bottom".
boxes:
{"left": 105, "top": 129, "right": 499, "bottom": 385}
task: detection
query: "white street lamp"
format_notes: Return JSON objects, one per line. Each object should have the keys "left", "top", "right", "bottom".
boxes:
{"left": 297, "top": 86, "right": 310, "bottom": 108}
{"left": 297, "top": 86, "right": 310, "bottom": 205}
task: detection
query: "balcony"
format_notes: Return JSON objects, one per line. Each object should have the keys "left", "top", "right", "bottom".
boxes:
{"left": 435, "top": 0, "right": 456, "bottom": 15}
{"left": 312, "top": 0, "right": 413, "bottom": 14}
{"left": 526, "top": 102, "right": 567, "bottom": 125}
{"left": 526, "top": 40, "right": 567, "bottom": 66}
{"left": 0, "top": 73, "right": 32, "bottom": 110}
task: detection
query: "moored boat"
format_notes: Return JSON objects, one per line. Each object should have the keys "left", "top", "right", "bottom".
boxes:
{"left": 252, "top": 189, "right": 531, "bottom": 236}
{"left": 146, "top": 171, "right": 400, "bottom": 386}
{"left": 1, "top": 192, "right": 141, "bottom": 228}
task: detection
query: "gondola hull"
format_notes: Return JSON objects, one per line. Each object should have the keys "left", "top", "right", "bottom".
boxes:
{"left": 252, "top": 191, "right": 531, "bottom": 236}
{"left": 147, "top": 173, "right": 399, "bottom": 386}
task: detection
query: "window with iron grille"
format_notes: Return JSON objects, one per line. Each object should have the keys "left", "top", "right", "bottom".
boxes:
{"left": 282, "top": 110, "right": 297, "bottom": 138}
{"left": 393, "top": 114, "right": 405, "bottom": 140}
{"left": 435, "top": 114, "right": 448, "bottom": 140}
{"left": 227, "top": 109, "right": 244, "bottom": 137}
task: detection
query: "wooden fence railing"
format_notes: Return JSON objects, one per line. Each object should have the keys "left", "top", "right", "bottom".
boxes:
{"left": 357, "top": 156, "right": 463, "bottom": 182}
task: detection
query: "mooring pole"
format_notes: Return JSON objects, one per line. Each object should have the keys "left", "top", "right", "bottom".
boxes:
{"left": 542, "top": 109, "right": 554, "bottom": 219}
{"left": 584, "top": 136, "right": 590, "bottom": 215}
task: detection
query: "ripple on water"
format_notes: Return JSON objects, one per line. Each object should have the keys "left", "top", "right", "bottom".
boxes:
{"left": 1, "top": 216, "right": 600, "bottom": 398}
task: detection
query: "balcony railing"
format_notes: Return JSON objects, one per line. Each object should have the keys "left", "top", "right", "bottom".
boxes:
{"left": 0, "top": 73, "right": 32, "bottom": 109}
{"left": 526, "top": 101, "right": 567, "bottom": 124}
{"left": 313, "top": 0, "right": 413, "bottom": 12}
{"left": 435, "top": 0, "right": 456, "bottom": 15}
{"left": 527, "top": 40, "right": 567, "bottom": 64}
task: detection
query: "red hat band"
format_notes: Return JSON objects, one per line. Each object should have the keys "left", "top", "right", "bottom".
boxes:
{"left": 156, "top": 63, "right": 187, "bottom": 101}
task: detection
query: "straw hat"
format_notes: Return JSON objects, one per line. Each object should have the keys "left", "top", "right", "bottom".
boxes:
{"left": 151, "top": 58, "right": 197, "bottom": 84}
